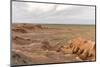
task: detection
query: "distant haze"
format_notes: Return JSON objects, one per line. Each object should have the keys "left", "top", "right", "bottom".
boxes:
{"left": 12, "top": 1, "right": 95, "bottom": 24}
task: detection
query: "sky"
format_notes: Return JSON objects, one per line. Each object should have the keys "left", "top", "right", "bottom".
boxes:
{"left": 12, "top": 1, "right": 95, "bottom": 24}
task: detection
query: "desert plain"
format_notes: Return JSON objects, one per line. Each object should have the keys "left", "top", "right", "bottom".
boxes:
{"left": 11, "top": 23, "right": 96, "bottom": 65}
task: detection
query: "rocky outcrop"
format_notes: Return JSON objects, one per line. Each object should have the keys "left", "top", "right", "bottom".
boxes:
{"left": 59, "top": 37, "right": 95, "bottom": 61}
{"left": 13, "top": 36, "right": 33, "bottom": 45}
{"left": 11, "top": 50, "right": 33, "bottom": 65}
{"left": 12, "top": 23, "right": 44, "bottom": 33}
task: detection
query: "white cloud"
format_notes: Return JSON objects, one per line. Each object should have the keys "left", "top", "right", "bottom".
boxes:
{"left": 27, "top": 3, "right": 56, "bottom": 12}
{"left": 56, "top": 5, "right": 72, "bottom": 11}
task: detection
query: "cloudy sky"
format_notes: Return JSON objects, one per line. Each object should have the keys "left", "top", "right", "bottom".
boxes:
{"left": 12, "top": 1, "right": 95, "bottom": 24}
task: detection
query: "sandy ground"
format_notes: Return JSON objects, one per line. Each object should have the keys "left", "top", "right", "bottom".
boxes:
{"left": 11, "top": 23, "right": 96, "bottom": 66}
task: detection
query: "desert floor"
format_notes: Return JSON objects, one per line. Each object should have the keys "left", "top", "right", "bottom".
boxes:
{"left": 11, "top": 23, "right": 96, "bottom": 66}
